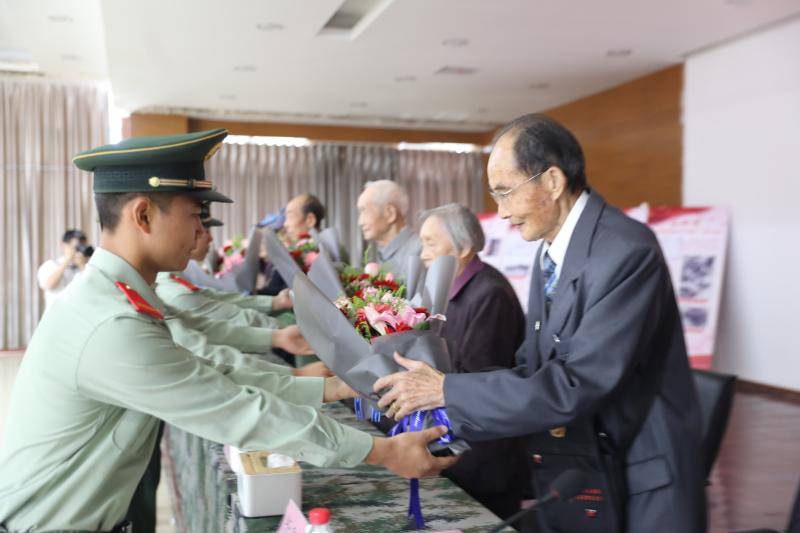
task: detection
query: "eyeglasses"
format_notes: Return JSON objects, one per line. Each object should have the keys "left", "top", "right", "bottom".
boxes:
{"left": 488, "top": 168, "right": 547, "bottom": 204}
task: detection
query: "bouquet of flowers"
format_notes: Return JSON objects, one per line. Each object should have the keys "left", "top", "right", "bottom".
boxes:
{"left": 339, "top": 262, "right": 402, "bottom": 299}
{"left": 292, "top": 255, "right": 463, "bottom": 436}
{"left": 293, "top": 256, "right": 465, "bottom": 528}
{"left": 288, "top": 232, "right": 319, "bottom": 273}
{"left": 216, "top": 234, "right": 248, "bottom": 277}
{"left": 334, "top": 285, "right": 441, "bottom": 341}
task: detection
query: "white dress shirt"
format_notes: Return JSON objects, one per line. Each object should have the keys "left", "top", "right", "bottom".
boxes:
{"left": 540, "top": 190, "right": 590, "bottom": 283}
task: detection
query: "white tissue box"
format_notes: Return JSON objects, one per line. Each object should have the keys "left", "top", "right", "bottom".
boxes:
{"left": 233, "top": 449, "right": 303, "bottom": 517}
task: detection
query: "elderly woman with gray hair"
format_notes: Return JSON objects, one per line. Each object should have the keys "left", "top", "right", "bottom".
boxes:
{"left": 418, "top": 203, "right": 528, "bottom": 520}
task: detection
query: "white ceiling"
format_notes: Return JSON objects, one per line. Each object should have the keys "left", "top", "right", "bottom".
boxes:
{"left": 2, "top": 0, "right": 800, "bottom": 132}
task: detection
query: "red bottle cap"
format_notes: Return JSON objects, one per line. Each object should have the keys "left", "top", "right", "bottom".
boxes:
{"left": 309, "top": 507, "right": 331, "bottom": 525}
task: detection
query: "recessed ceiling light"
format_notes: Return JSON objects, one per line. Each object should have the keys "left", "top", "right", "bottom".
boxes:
{"left": 60, "top": 53, "right": 82, "bottom": 61}
{"left": 349, "top": 101, "right": 368, "bottom": 108}
{"left": 395, "top": 75, "right": 417, "bottom": 82}
{"left": 219, "top": 94, "right": 238, "bottom": 101}
{"left": 233, "top": 65, "right": 257, "bottom": 72}
{"left": 442, "top": 38, "right": 469, "bottom": 47}
{"left": 436, "top": 66, "right": 477, "bottom": 76}
{"left": 725, "top": 0, "right": 753, "bottom": 5}
{"left": 47, "top": 14, "right": 73, "bottom": 23}
{"left": 256, "top": 22, "right": 285, "bottom": 31}
{"left": 529, "top": 82, "right": 550, "bottom": 90}
{"left": 606, "top": 48, "right": 633, "bottom": 58}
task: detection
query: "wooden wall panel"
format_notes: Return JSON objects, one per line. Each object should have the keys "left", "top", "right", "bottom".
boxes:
{"left": 128, "top": 114, "right": 189, "bottom": 137}
{"left": 188, "top": 118, "right": 489, "bottom": 145}
{"left": 482, "top": 65, "right": 683, "bottom": 211}
{"left": 542, "top": 65, "right": 683, "bottom": 208}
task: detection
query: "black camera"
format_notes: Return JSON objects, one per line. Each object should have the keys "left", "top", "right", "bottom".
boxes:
{"left": 76, "top": 244, "right": 95, "bottom": 258}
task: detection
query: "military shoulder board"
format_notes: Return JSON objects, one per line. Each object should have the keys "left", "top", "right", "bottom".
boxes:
{"left": 115, "top": 281, "right": 164, "bottom": 320}
{"left": 169, "top": 274, "right": 200, "bottom": 292}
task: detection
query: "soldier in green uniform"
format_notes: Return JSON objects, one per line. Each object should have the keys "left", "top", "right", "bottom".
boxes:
{"left": 158, "top": 206, "right": 296, "bottom": 328}
{"left": 0, "top": 129, "right": 456, "bottom": 532}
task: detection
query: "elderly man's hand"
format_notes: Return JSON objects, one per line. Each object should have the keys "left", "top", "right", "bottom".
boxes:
{"left": 373, "top": 352, "right": 446, "bottom": 420}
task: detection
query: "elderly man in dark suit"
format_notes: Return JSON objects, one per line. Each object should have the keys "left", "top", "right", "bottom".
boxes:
{"left": 375, "top": 114, "right": 706, "bottom": 532}
{"left": 418, "top": 203, "right": 529, "bottom": 520}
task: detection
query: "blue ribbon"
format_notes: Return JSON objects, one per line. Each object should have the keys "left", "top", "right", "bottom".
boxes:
{"left": 389, "top": 408, "right": 455, "bottom": 530}
{"left": 354, "top": 397, "right": 365, "bottom": 420}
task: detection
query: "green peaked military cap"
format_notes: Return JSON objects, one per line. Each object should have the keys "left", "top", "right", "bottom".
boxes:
{"left": 72, "top": 128, "right": 233, "bottom": 203}
{"left": 200, "top": 203, "right": 224, "bottom": 228}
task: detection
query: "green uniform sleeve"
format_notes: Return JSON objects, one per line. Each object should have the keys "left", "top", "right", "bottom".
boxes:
{"left": 157, "top": 284, "right": 283, "bottom": 329}
{"left": 165, "top": 317, "right": 293, "bottom": 376}
{"left": 168, "top": 306, "right": 274, "bottom": 353}
{"left": 201, "top": 287, "right": 274, "bottom": 313}
{"left": 76, "top": 315, "right": 373, "bottom": 468}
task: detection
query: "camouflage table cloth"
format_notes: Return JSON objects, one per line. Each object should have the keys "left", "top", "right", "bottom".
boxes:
{"left": 162, "top": 358, "right": 509, "bottom": 532}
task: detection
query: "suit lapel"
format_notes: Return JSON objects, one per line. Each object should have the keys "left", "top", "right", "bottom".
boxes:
{"left": 527, "top": 244, "right": 546, "bottom": 369}
{"left": 544, "top": 191, "right": 606, "bottom": 338}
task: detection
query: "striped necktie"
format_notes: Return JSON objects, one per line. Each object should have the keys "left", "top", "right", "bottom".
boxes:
{"left": 542, "top": 251, "right": 557, "bottom": 315}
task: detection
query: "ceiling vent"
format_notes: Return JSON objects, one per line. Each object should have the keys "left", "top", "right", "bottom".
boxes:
{"left": 435, "top": 66, "right": 478, "bottom": 76}
{"left": 319, "top": 0, "right": 393, "bottom": 39}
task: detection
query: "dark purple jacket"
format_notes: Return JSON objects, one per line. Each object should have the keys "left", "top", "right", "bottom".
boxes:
{"left": 441, "top": 258, "right": 528, "bottom": 517}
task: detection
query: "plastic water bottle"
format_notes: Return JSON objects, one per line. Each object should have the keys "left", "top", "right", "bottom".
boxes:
{"left": 306, "top": 507, "right": 333, "bottom": 532}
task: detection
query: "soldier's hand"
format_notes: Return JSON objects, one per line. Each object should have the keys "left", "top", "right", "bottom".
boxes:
{"left": 294, "top": 361, "right": 334, "bottom": 378}
{"left": 322, "top": 376, "right": 358, "bottom": 402}
{"left": 273, "top": 288, "right": 293, "bottom": 311}
{"left": 365, "top": 426, "right": 459, "bottom": 479}
{"left": 273, "top": 325, "right": 314, "bottom": 356}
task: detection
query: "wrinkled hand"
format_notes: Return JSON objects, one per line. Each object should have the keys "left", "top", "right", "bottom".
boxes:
{"left": 273, "top": 288, "right": 293, "bottom": 311}
{"left": 322, "top": 375, "right": 358, "bottom": 402}
{"left": 365, "top": 426, "right": 459, "bottom": 479}
{"left": 373, "top": 352, "right": 445, "bottom": 420}
{"left": 294, "top": 361, "right": 334, "bottom": 378}
{"left": 273, "top": 325, "right": 314, "bottom": 356}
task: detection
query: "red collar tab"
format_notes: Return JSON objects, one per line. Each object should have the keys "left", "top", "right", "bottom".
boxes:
{"left": 169, "top": 274, "right": 200, "bottom": 292}
{"left": 114, "top": 282, "right": 164, "bottom": 320}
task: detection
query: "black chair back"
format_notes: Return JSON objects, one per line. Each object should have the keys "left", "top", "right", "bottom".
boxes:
{"left": 691, "top": 368, "right": 737, "bottom": 479}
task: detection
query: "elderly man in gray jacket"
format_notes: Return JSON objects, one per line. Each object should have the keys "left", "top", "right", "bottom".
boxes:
{"left": 375, "top": 114, "right": 706, "bottom": 533}
{"left": 357, "top": 179, "right": 421, "bottom": 279}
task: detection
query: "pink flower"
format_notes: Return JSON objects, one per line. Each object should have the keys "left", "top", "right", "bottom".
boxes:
{"left": 397, "top": 305, "right": 429, "bottom": 328}
{"left": 303, "top": 251, "right": 319, "bottom": 268}
{"left": 362, "top": 304, "right": 399, "bottom": 336}
{"left": 385, "top": 272, "right": 395, "bottom": 282}
{"left": 364, "top": 262, "right": 381, "bottom": 277}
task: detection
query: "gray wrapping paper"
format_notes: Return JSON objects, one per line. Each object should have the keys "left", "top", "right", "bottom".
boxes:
{"left": 405, "top": 255, "right": 425, "bottom": 299}
{"left": 264, "top": 228, "right": 303, "bottom": 286}
{"left": 293, "top": 257, "right": 468, "bottom": 453}
{"left": 312, "top": 227, "right": 343, "bottom": 263}
{"left": 308, "top": 245, "right": 346, "bottom": 301}
{"left": 232, "top": 226, "right": 263, "bottom": 293}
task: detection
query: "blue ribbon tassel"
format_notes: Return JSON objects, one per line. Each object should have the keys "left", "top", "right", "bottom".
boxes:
{"left": 354, "top": 397, "right": 365, "bottom": 420}
{"left": 389, "top": 408, "right": 455, "bottom": 530}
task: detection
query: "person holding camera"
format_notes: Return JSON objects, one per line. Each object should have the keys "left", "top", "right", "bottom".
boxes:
{"left": 37, "top": 229, "right": 93, "bottom": 308}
